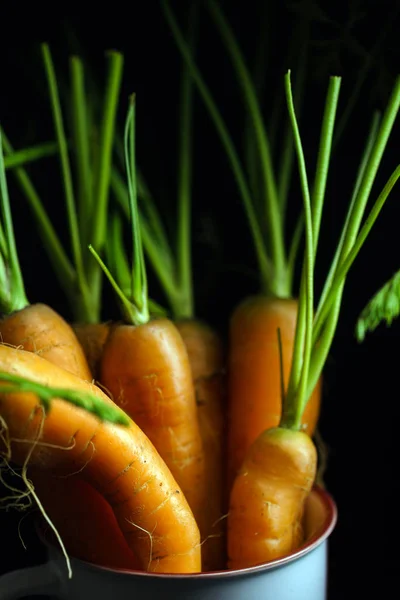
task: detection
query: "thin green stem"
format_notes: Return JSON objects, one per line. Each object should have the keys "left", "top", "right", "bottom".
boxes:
{"left": 315, "top": 111, "right": 381, "bottom": 324}
{"left": 0, "top": 133, "right": 29, "bottom": 312}
{"left": 307, "top": 291, "right": 343, "bottom": 400}
{"left": 41, "top": 44, "right": 89, "bottom": 309}
{"left": 314, "top": 165, "right": 400, "bottom": 338}
{"left": 333, "top": 76, "right": 400, "bottom": 268}
{"left": 88, "top": 244, "right": 141, "bottom": 325}
{"left": 124, "top": 95, "right": 148, "bottom": 320}
{"left": 106, "top": 210, "right": 132, "bottom": 294}
{"left": 282, "top": 71, "right": 314, "bottom": 430}
{"left": 162, "top": 0, "right": 273, "bottom": 294}
{"left": 70, "top": 56, "right": 92, "bottom": 248}
{"left": 3, "top": 142, "right": 59, "bottom": 170}
{"left": 311, "top": 77, "right": 341, "bottom": 258}
{"left": 90, "top": 51, "right": 124, "bottom": 258}
{"left": 0, "top": 130, "right": 76, "bottom": 293}
{"left": 110, "top": 169, "right": 179, "bottom": 307}
{"left": 207, "top": 0, "right": 286, "bottom": 295}
{"left": 176, "top": 3, "right": 197, "bottom": 320}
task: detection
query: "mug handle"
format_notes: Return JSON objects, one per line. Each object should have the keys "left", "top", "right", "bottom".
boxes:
{"left": 0, "top": 562, "right": 63, "bottom": 599}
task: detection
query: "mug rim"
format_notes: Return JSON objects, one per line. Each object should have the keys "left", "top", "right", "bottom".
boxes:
{"left": 37, "top": 484, "right": 337, "bottom": 580}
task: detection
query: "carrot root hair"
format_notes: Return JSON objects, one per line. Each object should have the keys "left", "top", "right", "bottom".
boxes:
{"left": 0, "top": 409, "right": 73, "bottom": 577}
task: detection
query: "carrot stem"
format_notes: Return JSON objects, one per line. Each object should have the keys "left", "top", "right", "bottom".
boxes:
{"left": 42, "top": 43, "right": 87, "bottom": 302}
{"left": 3, "top": 141, "right": 59, "bottom": 170}
{"left": 0, "top": 130, "right": 76, "bottom": 295}
{"left": 88, "top": 50, "right": 123, "bottom": 279}
{"left": 0, "top": 133, "right": 29, "bottom": 312}
{"left": 206, "top": 0, "right": 286, "bottom": 293}
{"left": 282, "top": 71, "right": 314, "bottom": 429}
{"left": 161, "top": 0, "right": 273, "bottom": 294}
{"left": 70, "top": 55, "right": 93, "bottom": 250}
{"left": 176, "top": 3, "right": 197, "bottom": 319}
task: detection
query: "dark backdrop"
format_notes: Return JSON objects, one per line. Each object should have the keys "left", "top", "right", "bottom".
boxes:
{"left": 0, "top": 1, "right": 400, "bottom": 598}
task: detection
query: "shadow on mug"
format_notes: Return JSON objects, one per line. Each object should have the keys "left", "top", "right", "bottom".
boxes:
{"left": 0, "top": 485, "right": 337, "bottom": 600}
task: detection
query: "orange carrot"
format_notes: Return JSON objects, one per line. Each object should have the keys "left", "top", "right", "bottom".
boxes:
{"left": 226, "top": 296, "right": 321, "bottom": 488}
{"left": 0, "top": 344, "right": 201, "bottom": 573}
{"left": 175, "top": 318, "right": 226, "bottom": 571}
{"left": 99, "top": 318, "right": 206, "bottom": 528}
{"left": 227, "top": 427, "right": 317, "bottom": 569}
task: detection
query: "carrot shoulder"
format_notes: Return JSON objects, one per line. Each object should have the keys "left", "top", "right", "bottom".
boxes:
{"left": 0, "top": 344, "right": 201, "bottom": 573}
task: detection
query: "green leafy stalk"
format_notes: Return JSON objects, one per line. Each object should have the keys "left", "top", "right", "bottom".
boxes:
{"left": 42, "top": 43, "right": 91, "bottom": 318}
{"left": 206, "top": 0, "right": 286, "bottom": 295}
{"left": 0, "top": 131, "right": 76, "bottom": 297}
{"left": 90, "top": 97, "right": 150, "bottom": 327}
{"left": 89, "top": 51, "right": 124, "bottom": 269}
{"left": 175, "top": 2, "right": 197, "bottom": 319}
{"left": 0, "top": 132, "right": 29, "bottom": 313}
{"left": 70, "top": 56, "right": 93, "bottom": 247}
{"left": 313, "top": 164, "right": 400, "bottom": 340}
{"left": 314, "top": 111, "right": 381, "bottom": 326}
{"left": 0, "top": 372, "right": 129, "bottom": 425}
{"left": 161, "top": 0, "right": 272, "bottom": 293}
{"left": 281, "top": 71, "right": 315, "bottom": 429}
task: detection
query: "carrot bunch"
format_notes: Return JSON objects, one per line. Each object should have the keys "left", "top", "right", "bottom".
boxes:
{"left": 1, "top": 0, "right": 400, "bottom": 580}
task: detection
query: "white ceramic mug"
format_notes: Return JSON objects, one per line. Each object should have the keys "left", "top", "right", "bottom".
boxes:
{"left": 0, "top": 486, "right": 337, "bottom": 600}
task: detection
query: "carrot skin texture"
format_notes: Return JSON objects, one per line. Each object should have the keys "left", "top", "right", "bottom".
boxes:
{"left": 175, "top": 318, "right": 227, "bottom": 571}
{"left": 0, "top": 303, "right": 93, "bottom": 381}
{"left": 99, "top": 318, "right": 207, "bottom": 529}
{"left": 227, "top": 296, "right": 321, "bottom": 486}
{"left": 0, "top": 345, "right": 201, "bottom": 573}
{"left": 72, "top": 322, "right": 111, "bottom": 378}
{"left": 227, "top": 427, "right": 317, "bottom": 569}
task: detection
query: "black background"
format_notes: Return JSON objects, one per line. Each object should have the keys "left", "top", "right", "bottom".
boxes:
{"left": 1, "top": 1, "right": 400, "bottom": 598}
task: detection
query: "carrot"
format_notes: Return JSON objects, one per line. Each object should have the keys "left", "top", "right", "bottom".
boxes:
{"left": 0, "top": 344, "right": 201, "bottom": 573}
{"left": 90, "top": 98, "right": 206, "bottom": 539}
{"left": 109, "top": 19, "right": 227, "bottom": 568}
{"left": 227, "top": 68, "right": 400, "bottom": 568}
{"left": 227, "top": 427, "right": 317, "bottom": 569}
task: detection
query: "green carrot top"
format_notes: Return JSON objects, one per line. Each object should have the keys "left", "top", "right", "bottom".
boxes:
{"left": 279, "top": 71, "right": 400, "bottom": 430}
